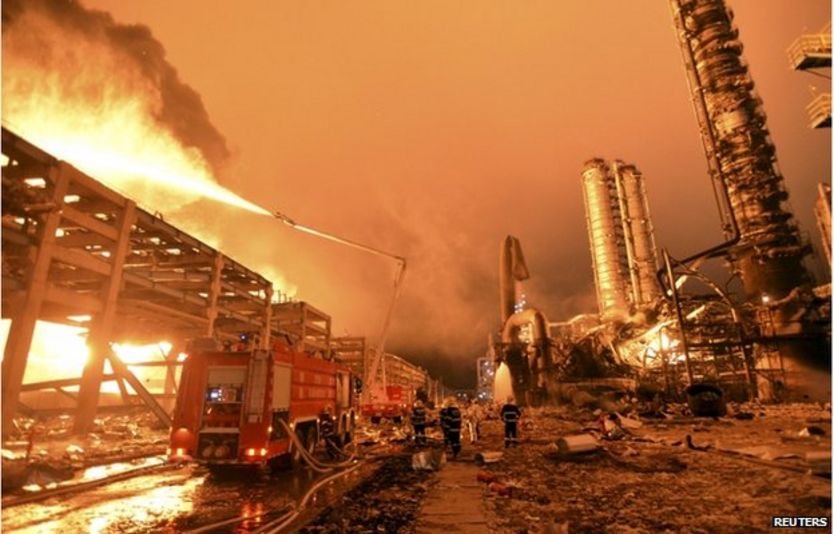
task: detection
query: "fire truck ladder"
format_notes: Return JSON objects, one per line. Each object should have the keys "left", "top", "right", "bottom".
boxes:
{"left": 272, "top": 211, "right": 407, "bottom": 400}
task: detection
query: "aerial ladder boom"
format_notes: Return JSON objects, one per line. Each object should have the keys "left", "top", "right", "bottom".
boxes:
{"left": 273, "top": 211, "right": 407, "bottom": 400}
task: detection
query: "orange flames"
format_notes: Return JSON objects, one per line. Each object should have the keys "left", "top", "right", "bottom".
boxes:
{"left": 3, "top": 88, "right": 269, "bottom": 216}
{"left": 2, "top": 9, "right": 268, "bottom": 216}
{"left": 0, "top": 320, "right": 177, "bottom": 394}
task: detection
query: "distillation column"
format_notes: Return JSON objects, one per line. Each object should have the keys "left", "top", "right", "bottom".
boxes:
{"left": 671, "top": 0, "right": 829, "bottom": 398}
{"left": 670, "top": 0, "right": 811, "bottom": 301}
{"left": 581, "top": 159, "right": 631, "bottom": 321}
{"left": 613, "top": 162, "right": 662, "bottom": 307}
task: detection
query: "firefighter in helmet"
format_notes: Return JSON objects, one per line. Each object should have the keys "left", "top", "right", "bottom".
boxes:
{"left": 440, "top": 397, "right": 463, "bottom": 459}
{"left": 319, "top": 406, "right": 340, "bottom": 459}
{"left": 500, "top": 396, "right": 522, "bottom": 448}
{"left": 411, "top": 400, "right": 427, "bottom": 446}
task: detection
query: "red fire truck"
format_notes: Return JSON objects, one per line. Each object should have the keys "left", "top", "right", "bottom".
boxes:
{"left": 361, "top": 385, "right": 411, "bottom": 424}
{"left": 168, "top": 340, "right": 357, "bottom": 469}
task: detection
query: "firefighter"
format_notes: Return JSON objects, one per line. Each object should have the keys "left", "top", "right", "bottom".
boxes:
{"left": 501, "top": 396, "right": 522, "bottom": 448}
{"left": 319, "top": 407, "right": 340, "bottom": 459}
{"left": 441, "top": 397, "right": 463, "bottom": 459}
{"left": 411, "top": 400, "right": 427, "bottom": 446}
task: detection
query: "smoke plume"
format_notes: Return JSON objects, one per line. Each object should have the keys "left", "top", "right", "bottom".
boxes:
{"left": 2, "top": 0, "right": 229, "bottom": 174}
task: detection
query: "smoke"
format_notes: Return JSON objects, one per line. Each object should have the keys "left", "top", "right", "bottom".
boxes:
{"left": 5, "top": 1, "right": 828, "bottom": 391}
{"left": 2, "top": 0, "right": 229, "bottom": 174}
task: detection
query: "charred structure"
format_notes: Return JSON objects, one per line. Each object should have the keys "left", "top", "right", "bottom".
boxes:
{"left": 494, "top": 0, "right": 830, "bottom": 406}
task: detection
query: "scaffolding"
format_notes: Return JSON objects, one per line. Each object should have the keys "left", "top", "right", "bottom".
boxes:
{"left": 271, "top": 301, "right": 332, "bottom": 358}
{"left": 788, "top": 23, "right": 831, "bottom": 129}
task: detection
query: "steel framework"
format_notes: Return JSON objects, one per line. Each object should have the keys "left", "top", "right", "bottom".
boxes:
{"left": 2, "top": 128, "right": 280, "bottom": 434}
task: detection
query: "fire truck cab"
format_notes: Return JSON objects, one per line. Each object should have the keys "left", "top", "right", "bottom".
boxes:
{"left": 169, "top": 340, "right": 357, "bottom": 469}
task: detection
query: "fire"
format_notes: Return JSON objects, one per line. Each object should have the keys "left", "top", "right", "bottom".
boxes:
{"left": 2, "top": 8, "right": 269, "bottom": 217}
{"left": 645, "top": 332, "right": 682, "bottom": 364}
{"left": 3, "top": 96, "right": 269, "bottom": 216}
{"left": 0, "top": 320, "right": 175, "bottom": 394}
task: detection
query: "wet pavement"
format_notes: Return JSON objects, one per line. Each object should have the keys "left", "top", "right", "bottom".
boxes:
{"left": 1, "top": 462, "right": 339, "bottom": 533}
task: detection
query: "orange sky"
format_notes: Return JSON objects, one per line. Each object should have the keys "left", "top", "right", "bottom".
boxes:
{"left": 21, "top": 1, "right": 834, "bottom": 386}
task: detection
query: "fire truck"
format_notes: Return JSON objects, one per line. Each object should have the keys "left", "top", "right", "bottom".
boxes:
{"left": 361, "top": 384, "right": 411, "bottom": 424}
{"left": 168, "top": 340, "right": 357, "bottom": 469}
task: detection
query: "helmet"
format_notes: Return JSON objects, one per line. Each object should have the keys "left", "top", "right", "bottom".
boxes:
{"left": 414, "top": 400, "right": 424, "bottom": 408}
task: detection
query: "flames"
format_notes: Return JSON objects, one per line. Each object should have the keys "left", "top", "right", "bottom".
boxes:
{"left": 3, "top": 80, "right": 269, "bottom": 216}
{"left": 2, "top": 5, "right": 268, "bottom": 217}
{"left": 1, "top": 320, "right": 177, "bottom": 395}
{"left": 1, "top": 2, "right": 300, "bottom": 394}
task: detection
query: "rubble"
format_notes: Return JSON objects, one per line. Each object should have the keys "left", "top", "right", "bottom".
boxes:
{"left": 555, "top": 434, "right": 600, "bottom": 455}
{"left": 474, "top": 451, "right": 503, "bottom": 465}
{"left": 301, "top": 453, "right": 432, "bottom": 533}
{"left": 473, "top": 403, "right": 830, "bottom": 533}
{"left": 411, "top": 449, "right": 446, "bottom": 471}
{"left": 1, "top": 410, "right": 169, "bottom": 493}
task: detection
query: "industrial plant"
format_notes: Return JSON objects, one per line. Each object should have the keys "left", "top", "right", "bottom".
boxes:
{"left": 493, "top": 0, "right": 831, "bottom": 410}
{"left": 1, "top": 0, "right": 830, "bottom": 532}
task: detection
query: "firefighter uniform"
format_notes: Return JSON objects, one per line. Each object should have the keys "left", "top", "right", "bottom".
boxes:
{"left": 319, "top": 410, "right": 339, "bottom": 459}
{"left": 441, "top": 401, "right": 463, "bottom": 458}
{"left": 411, "top": 401, "right": 427, "bottom": 445}
{"left": 500, "top": 399, "right": 521, "bottom": 448}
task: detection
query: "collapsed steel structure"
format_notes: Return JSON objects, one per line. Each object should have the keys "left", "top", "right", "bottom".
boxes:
{"left": 494, "top": 0, "right": 831, "bottom": 405}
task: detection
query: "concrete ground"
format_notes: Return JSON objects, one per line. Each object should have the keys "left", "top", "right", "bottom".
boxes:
{"left": 417, "top": 459, "right": 490, "bottom": 534}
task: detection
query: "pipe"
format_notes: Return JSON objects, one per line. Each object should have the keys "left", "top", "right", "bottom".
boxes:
{"left": 667, "top": 0, "right": 741, "bottom": 270}
{"left": 662, "top": 249, "right": 693, "bottom": 385}
{"left": 500, "top": 308, "right": 549, "bottom": 345}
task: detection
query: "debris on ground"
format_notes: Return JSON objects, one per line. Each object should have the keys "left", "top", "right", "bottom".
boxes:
{"left": 1, "top": 410, "right": 169, "bottom": 493}
{"left": 301, "top": 453, "right": 433, "bottom": 533}
{"left": 411, "top": 449, "right": 446, "bottom": 471}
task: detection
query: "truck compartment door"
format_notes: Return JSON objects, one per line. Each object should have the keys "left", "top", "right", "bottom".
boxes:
{"left": 244, "top": 350, "right": 270, "bottom": 424}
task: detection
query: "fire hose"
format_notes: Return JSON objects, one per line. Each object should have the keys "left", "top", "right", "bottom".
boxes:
{"left": 252, "top": 462, "right": 363, "bottom": 534}
{"left": 186, "top": 425, "right": 362, "bottom": 534}
{"left": 279, "top": 419, "right": 358, "bottom": 471}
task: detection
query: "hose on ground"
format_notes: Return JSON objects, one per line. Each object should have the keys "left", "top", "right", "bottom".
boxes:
{"left": 280, "top": 419, "right": 332, "bottom": 474}
{"left": 279, "top": 419, "right": 358, "bottom": 470}
{"left": 254, "top": 462, "right": 363, "bottom": 534}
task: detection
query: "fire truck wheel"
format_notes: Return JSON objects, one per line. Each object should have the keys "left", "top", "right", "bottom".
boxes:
{"left": 370, "top": 416, "right": 381, "bottom": 425}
